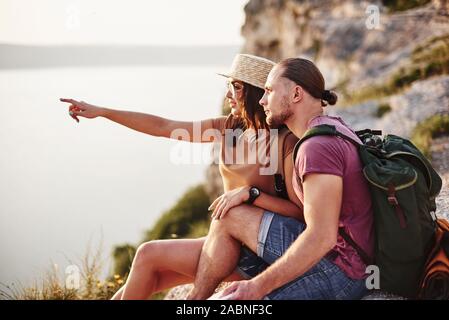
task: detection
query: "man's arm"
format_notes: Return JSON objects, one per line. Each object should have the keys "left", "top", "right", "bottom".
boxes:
{"left": 221, "top": 173, "right": 342, "bottom": 299}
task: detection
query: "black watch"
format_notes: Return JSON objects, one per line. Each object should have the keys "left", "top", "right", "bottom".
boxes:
{"left": 247, "top": 187, "right": 260, "bottom": 204}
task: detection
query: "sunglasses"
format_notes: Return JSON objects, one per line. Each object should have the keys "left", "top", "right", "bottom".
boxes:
{"left": 227, "top": 81, "right": 244, "bottom": 96}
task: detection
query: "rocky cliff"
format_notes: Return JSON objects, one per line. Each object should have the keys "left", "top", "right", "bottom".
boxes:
{"left": 241, "top": 0, "right": 448, "bottom": 89}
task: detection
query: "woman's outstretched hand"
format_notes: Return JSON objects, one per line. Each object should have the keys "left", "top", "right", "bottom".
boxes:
{"left": 209, "top": 186, "right": 251, "bottom": 220}
{"left": 60, "top": 98, "right": 104, "bottom": 123}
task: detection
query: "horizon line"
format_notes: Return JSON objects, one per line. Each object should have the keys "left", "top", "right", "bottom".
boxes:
{"left": 0, "top": 44, "right": 242, "bottom": 69}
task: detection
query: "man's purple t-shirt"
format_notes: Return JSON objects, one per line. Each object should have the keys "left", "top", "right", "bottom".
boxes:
{"left": 292, "top": 115, "right": 374, "bottom": 279}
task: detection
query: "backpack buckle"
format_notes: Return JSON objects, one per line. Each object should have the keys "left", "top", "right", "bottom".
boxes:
{"left": 388, "top": 196, "right": 399, "bottom": 205}
{"left": 387, "top": 184, "right": 407, "bottom": 229}
{"left": 387, "top": 184, "right": 399, "bottom": 205}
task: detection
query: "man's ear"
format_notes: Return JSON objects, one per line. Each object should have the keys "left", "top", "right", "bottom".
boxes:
{"left": 292, "top": 85, "right": 303, "bottom": 103}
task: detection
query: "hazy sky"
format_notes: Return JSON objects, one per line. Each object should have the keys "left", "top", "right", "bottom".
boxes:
{"left": 0, "top": 0, "right": 246, "bottom": 46}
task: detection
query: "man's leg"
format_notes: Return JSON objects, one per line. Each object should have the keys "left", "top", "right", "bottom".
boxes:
{"left": 187, "top": 204, "right": 264, "bottom": 300}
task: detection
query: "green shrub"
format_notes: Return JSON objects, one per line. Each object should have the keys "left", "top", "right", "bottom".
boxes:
{"left": 312, "top": 38, "right": 322, "bottom": 60}
{"left": 186, "top": 219, "right": 211, "bottom": 238}
{"left": 392, "top": 67, "right": 422, "bottom": 88}
{"left": 112, "top": 244, "right": 136, "bottom": 278}
{"left": 344, "top": 35, "right": 449, "bottom": 106}
{"left": 375, "top": 103, "right": 392, "bottom": 118}
{"left": 143, "top": 184, "right": 210, "bottom": 242}
{"left": 411, "top": 114, "right": 449, "bottom": 158}
{"left": 382, "top": 0, "right": 431, "bottom": 12}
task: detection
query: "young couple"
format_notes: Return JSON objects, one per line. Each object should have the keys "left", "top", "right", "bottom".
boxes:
{"left": 60, "top": 54, "right": 374, "bottom": 300}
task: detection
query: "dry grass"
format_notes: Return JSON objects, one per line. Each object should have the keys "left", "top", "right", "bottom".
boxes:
{"left": 0, "top": 241, "right": 125, "bottom": 300}
{"left": 340, "top": 34, "right": 449, "bottom": 106}
{"left": 411, "top": 114, "right": 449, "bottom": 158}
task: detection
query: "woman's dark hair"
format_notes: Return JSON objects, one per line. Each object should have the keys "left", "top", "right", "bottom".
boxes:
{"left": 278, "top": 58, "right": 338, "bottom": 106}
{"left": 241, "top": 83, "right": 270, "bottom": 131}
{"left": 225, "top": 82, "right": 271, "bottom": 131}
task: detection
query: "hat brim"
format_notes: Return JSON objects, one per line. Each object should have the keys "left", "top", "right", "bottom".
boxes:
{"left": 216, "top": 72, "right": 265, "bottom": 89}
{"left": 217, "top": 72, "right": 230, "bottom": 78}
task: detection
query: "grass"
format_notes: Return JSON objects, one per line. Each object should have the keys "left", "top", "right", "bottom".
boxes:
{"left": 0, "top": 242, "right": 124, "bottom": 300}
{"left": 375, "top": 103, "right": 392, "bottom": 118}
{"left": 312, "top": 38, "right": 322, "bottom": 61}
{"left": 342, "top": 34, "right": 449, "bottom": 106}
{"left": 3, "top": 184, "right": 213, "bottom": 300}
{"left": 382, "top": 0, "right": 431, "bottom": 12}
{"left": 411, "top": 114, "right": 449, "bottom": 158}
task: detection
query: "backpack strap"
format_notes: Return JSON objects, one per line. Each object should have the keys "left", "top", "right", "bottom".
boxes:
{"left": 292, "top": 124, "right": 374, "bottom": 266}
{"left": 274, "top": 128, "right": 292, "bottom": 200}
{"left": 339, "top": 227, "right": 374, "bottom": 265}
{"left": 355, "top": 128, "right": 382, "bottom": 136}
{"left": 293, "top": 124, "right": 362, "bottom": 163}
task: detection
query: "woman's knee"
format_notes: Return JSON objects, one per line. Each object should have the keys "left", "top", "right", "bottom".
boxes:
{"left": 133, "top": 240, "right": 165, "bottom": 269}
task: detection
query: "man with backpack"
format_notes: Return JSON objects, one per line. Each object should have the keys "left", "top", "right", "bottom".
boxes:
{"left": 190, "top": 57, "right": 443, "bottom": 300}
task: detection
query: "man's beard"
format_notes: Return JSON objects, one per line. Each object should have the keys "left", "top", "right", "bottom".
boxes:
{"left": 267, "top": 96, "right": 293, "bottom": 127}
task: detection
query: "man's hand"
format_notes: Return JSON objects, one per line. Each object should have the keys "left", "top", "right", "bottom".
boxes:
{"left": 209, "top": 186, "right": 251, "bottom": 220}
{"left": 212, "top": 279, "right": 267, "bottom": 300}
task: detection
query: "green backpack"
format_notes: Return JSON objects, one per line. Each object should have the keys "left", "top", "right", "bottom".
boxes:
{"left": 293, "top": 124, "right": 443, "bottom": 298}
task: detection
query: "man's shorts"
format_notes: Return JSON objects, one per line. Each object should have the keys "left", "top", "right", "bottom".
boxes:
{"left": 235, "top": 211, "right": 368, "bottom": 300}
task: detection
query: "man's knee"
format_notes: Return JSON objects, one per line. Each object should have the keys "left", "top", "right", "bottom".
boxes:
{"left": 227, "top": 204, "right": 257, "bottom": 221}
{"left": 211, "top": 204, "right": 261, "bottom": 238}
{"left": 212, "top": 205, "right": 249, "bottom": 229}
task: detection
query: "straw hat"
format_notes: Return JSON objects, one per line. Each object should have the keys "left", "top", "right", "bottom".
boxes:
{"left": 218, "top": 54, "right": 276, "bottom": 89}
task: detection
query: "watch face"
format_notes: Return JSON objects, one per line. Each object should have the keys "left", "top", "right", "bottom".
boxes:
{"left": 248, "top": 187, "right": 260, "bottom": 204}
{"left": 251, "top": 187, "right": 260, "bottom": 197}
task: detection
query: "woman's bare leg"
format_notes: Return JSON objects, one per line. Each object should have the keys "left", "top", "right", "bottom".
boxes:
{"left": 111, "top": 285, "right": 125, "bottom": 300}
{"left": 111, "top": 269, "right": 194, "bottom": 300}
{"left": 112, "top": 268, "right": 242, "bottom": 300}
{"left": 117, "top": 237, "right": 242, "bottom": 300}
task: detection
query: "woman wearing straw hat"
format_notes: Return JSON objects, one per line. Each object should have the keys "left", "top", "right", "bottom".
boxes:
{"left": 60, "top": 54, "right": 303, "bottom": 300}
